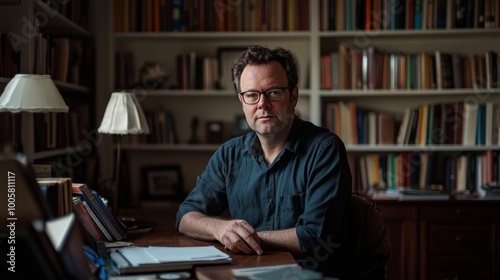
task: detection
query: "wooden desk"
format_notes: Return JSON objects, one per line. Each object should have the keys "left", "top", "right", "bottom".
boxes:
{"left": 114, "top": 203, "right": 297, "bottom": 280}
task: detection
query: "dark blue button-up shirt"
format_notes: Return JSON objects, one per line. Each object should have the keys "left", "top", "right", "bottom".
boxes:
{"left": 176, "top": 116, "right": 352, "bottom": 258}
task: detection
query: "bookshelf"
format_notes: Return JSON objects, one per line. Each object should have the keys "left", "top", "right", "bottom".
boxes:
{"left": 98, "top": 0, "right": 500, "bottom": 201}
{"left": 0, "top": 0, "right": 97, "bottom": 185}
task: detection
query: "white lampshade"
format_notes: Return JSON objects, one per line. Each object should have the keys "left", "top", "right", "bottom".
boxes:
{"left": 0, "top": 74, "right": 68, "bottom": 113}
{"left": 98, "top": 92, "right": 150, "bottom": 135}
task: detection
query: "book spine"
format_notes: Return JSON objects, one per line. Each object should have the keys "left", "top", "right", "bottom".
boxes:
{"left": 91, "top": 190, "right": 127, "bottom": 239}
{"left": 80, "top": 184, "right": 124, "bottom": 241}
{"left": 81, "top": 200, "right": 114, "bottom": 242}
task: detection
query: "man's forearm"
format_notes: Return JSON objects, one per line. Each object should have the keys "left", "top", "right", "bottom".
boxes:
{"left": 177, "top": 211, "right": 224, "bottom": 241}
{"left": 257, "top": 228, "right": 303, "bottom": 257}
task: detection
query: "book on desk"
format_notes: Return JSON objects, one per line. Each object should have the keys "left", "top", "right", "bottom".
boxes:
{"left": 110, "top": 245, "right": 232, "bottom": 275}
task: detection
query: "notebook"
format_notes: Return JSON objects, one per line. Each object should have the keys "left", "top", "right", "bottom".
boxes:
{"left": 110, "top": 245, "right": 232, "bottom": 275}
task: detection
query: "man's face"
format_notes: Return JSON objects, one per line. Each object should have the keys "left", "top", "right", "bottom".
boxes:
{"left": 238, "top": 61, "right": 298, "bottom": 137}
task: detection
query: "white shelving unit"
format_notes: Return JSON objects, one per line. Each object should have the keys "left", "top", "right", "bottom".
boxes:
{"left": 95, "top": 0, "right": 500, "bottom": 202}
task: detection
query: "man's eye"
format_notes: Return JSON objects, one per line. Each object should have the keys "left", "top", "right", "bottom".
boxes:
{"left": 268, "top": 90, "right": 280, "bottom": 96}
{"left": 246, "top": 93, "right": 258, "bottom": 99}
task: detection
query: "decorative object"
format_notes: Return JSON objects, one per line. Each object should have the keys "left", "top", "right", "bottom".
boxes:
{"left": 0, "top": 74, "right": 68, "bottom": 153}
{"left": 138, "top": 62, "right": 170, "bottom": 89}
{"left": 142, "top": 165, "right": 183, "bottom": 200}
{"left": 98, "top": 91, "right": 149, "bottom": 212}
{"left": 206, "top": 121, "right": 224, "bottom": 144}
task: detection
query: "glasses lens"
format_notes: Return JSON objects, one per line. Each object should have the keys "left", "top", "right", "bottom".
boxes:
{"left": 265, "top": 88, "right": 285, "bottom": 101}
{"left": 243, "top": 92, "right": 260, "bottom": 104}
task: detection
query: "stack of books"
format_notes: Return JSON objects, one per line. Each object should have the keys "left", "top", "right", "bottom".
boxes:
{"left": 71, "top": 183, "right": 128, "bottom": 249}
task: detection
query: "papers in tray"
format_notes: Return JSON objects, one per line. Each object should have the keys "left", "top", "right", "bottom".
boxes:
{"left": 110, "top": 245, "right": 232, "bottom": 275}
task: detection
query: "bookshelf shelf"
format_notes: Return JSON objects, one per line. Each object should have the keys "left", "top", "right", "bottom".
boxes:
{"left": 32, "top": 143, "right": 100, "bottom": 161}
{"left": 114, "top": 31, "right": 312, "bottom": 39}
{"left": 34, "top": 0, "right": 92, "bottom": 37}
{"left": 129, "top": 89, "right": 312, "bottom": 97}
{"left": 54, "top": 81, "right": 93, "bottom": 95}
{"left": 320, "top": 89, "right": 500, "bottom": 97}
{"left": 319, "top": 28, "right": 500, "bottom": 38}
{"left": 122, "top": 143, "right": 220, "bottom": 153}
{"left": 346, "top": 144, "right": 500, "bottom": 153}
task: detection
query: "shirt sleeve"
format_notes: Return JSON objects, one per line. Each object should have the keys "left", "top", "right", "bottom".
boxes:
{"left": 295, "top": 136, "right": 352, "bottom": 257}
{"left": 175, "top": 147, "right": 229, "bottom": 231}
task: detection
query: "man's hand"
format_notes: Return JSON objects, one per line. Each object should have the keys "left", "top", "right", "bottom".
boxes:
{"left": 214, "top": 219, "right": 263, "bottom": 255}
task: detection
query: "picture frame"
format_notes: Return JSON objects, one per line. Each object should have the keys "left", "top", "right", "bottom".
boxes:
{"left": 217, "top": 47, "right": 247, "bottom": 90}
{"left": 142, "top": 165, "right": 183, "bottom": 200}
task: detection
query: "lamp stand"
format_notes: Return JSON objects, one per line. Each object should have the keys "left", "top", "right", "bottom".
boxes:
{"left": 112, "top": 135, "right": 122, "bottom": 216}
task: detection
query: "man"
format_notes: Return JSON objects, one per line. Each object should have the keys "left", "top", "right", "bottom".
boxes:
{"left": 176, "top": 45, "right": 352, "bottom": 273}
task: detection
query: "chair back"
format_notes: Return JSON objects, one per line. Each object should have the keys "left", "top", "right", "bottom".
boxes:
{"left": 324, "top": 193, "right": 391, "bottom": 279}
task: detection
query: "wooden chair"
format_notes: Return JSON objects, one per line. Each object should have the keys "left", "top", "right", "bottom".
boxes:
{"left": 323, "top": 193, "right": 391, "bottom": 279}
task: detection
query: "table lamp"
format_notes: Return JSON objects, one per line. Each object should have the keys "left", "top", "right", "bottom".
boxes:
{"left": 98, "top": 91, "right": 149, "bottom": 213}
{"left": 0, "top": 74, "right": 68, "bottom": 153}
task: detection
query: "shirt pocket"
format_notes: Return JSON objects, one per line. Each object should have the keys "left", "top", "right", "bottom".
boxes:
{"left": 278, "top": 192, "right": 305, "bottom": 228}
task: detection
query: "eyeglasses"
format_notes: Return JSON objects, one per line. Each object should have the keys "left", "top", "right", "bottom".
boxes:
{"left": 238, "top": 86, "right": 289, "bottom": 105}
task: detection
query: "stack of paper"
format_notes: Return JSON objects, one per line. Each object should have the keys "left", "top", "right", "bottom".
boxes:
{"left": 111, "top": 245, "right": 232, "bottom": 274}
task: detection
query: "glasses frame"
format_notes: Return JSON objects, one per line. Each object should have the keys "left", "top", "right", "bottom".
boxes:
{"left": 238, "top": 86, "right": 290, "bottom": 105}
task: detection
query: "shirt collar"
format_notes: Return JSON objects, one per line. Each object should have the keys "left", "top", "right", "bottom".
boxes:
{"left": 241, "top": 115, "right": 302, "bottom": 157}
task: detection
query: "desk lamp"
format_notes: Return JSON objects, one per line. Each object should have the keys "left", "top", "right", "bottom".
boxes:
{"left": 0, "top": 74, "right": 68, "bottom": 153}
{"left": 98, "top": 91, "right": 149, "bottom": 214}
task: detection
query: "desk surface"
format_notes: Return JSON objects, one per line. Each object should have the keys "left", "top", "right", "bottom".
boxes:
{"left": 115, "top": 203, "right": 297, "bottom": 280}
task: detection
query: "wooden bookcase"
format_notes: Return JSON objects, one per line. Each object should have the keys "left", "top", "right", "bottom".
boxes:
{"left": 377, "top": 199, "right": 500, "bottom": 280}
{"left": 0, "top": 0, "right": 97, "bottom": 185}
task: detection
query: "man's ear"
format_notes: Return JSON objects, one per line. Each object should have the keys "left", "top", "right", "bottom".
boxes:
{"left": 291, "top": 86, "right": 298, "bottom": 102}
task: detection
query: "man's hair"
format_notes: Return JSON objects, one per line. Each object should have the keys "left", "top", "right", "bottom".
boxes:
{"left": 231, "top": 45, "right": 298, "bottom": 93}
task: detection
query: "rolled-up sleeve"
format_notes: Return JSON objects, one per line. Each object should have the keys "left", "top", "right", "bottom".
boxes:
{"left": 175, "top": 147, "right": 229, "bottom": 230}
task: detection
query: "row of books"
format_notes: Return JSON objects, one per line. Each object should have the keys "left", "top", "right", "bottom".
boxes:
{"left": 39, "top": 0, "right": 91, "bottom": 29}
{"left": 397, "top": 101, "right": 500, "bottom": 145}
{"left": 71, "top": 183, "right": 128, "bottom": 248}
{"left": 320, "top": 0, "right": 500, "bottom": 31}
{"left": 114, "top": 0, "right": 309, "bottom": 32}
{"left": 323, "top": 101, "right": 397, "bottom": 145}
{"left": 176, "top": 52, "right": 220, "bottom": 90}
{"left": 349, "top": 150, "right": 500, "bottom": 195}
{"left": 324, "top": 100, "right": 500, "bottom": 147}
{"left": 121, "top": 110, "right": 179, "bottom": 145}
{"left": 32, "top": 33, "right": 95, "bottom": 86}
{"left": 115, "top": 51, "right": 226, "bottom": 90}
{"left": 0, "top": 32, "right": 19, "bottom": 78}
{"left": 321, "top": 45, "right": 500, "bottom": 90}
{"left": 37, "top": 177, "right": 73, "bottom": 217}
{"left": 33, "top": 176, "right": 128, "bottom": 248}
{"left": 33, "top": 105, "right": 92, "bottom": 151}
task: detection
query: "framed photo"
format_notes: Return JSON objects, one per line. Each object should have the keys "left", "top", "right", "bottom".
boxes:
{"left": 217, "top": 47, "right": 247, "bottom": 90}
{"left": 206, "top": 121, "right": 224, "bottom": 144}
{"left": 142, "top": 165, "right": 183, "bottom": 200}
